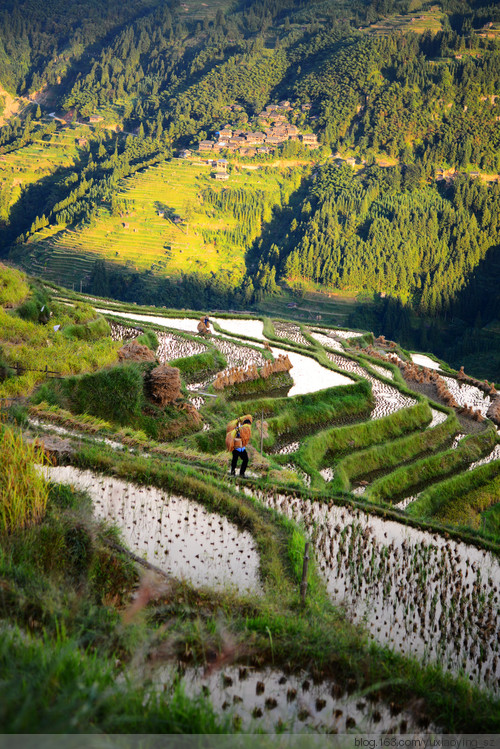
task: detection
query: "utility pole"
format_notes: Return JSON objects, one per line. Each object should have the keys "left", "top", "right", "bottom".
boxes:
{"left": 300, "top": 542, "right": 310, "bottom": 605}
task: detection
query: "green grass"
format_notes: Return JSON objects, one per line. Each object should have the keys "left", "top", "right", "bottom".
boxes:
{"left": 407, "top": 458, "right": 500, "bottom": 525}
{"left": 171, "top": 348, "right": 226, "bottom": 383}
{"left": 33, "top": 362, "right": 145, "bottom": 426}
{"left": 0, "top": 628, "right": 231, "bottom": 733}
{"left": 331, "top": 411, "right": 459, "bottom": 492}
{"left": 0, "top": 425, "right": 49, "bottom": 534}
{"left": 31, "top": 360, "right": 201, "bottom": 441}
{"left": 0, "top": 274, "right": 120, "bottom": 398}
{"left": 368, "top": 427, "right": 498, "bottom": 505}
{"left": 195, "top": 379, "right": 373, "bottom": 454}
{"left": 0, "top": 263, "right": 29, "bottom": 306}
{"left": 297, "top": 401, "right": 432, "bottom": 489}
{"left": 17, "top": 160, "right": 293, "bottom": 288}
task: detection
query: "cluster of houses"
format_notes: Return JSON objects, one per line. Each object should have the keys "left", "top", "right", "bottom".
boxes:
{"left": 197, "top": 101, "right": 319, "bottom": 156}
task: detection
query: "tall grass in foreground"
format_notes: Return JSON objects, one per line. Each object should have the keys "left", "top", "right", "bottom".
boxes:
{"left": 0, "top": 426, "right": 49, "bottom": 534}
{"left": 0, "top": 626, "right": 231, "bottom": 733}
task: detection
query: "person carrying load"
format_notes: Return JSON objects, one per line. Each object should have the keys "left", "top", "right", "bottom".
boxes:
{"left": 225, "top": 414, "right": 253, "bottom": 477}
{"left": 197, "top": 316, "right": 211, "bottom": 336}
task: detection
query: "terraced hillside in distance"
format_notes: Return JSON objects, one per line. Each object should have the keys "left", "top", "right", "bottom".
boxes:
{"left": 14, "top": 158, "right": 301, "bottom": 289}
{"left": 4, "top": 271, "right": 499, "bottom": 734}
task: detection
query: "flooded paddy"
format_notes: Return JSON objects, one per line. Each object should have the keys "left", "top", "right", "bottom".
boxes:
{"left": 41, "top": 466, "right": 262, "bottom": 594}
{"left": 369, "top": 364, "right": 395, "bottom": 381}
{"left": 309, "top": 331, "right": 345, "bottom": 352}
{"left": 441, "top": 376, "right": 492, "bottom": 416}
{"left": 151, "top": 664, "right": 438, "bottom": 733}
{"left": 411, "top": 354, "right": 441, "bottom": 370}
{"left": 211, "top": 317, "right": 265, "bottom": 340}
{"left": 468, "top": 444, "right": 500, "bottom": 471}
{"left": 156, "top": 332, "right": 207, "bottom": 362}
{"left": 272, "top": 321, "right": 311, "bottom": 347}
{"left": 250, "top": 488, "right": 500, "bottom": 691}
{"left": 330, "top": 329, "right": 364, "bottom": 339}
{"left": 270, "top": 347, "right": 353, "bottom": 397}
{"left": 211, "top": 337, "right": 266, "bottom": 369}
{"left": 109, "top": 320, "right": 143, "bottom": 341}
{"left": 95, "top": 308, "right": 202, "bottom": 333}
{"left": 429, "top": 408, "right": 448, "bottom": 427}
{"left": 97, "top": 308, "right": 265, "bottom": 342}
{"left": 326, "top": 352, "right": 416, "bottom": 419}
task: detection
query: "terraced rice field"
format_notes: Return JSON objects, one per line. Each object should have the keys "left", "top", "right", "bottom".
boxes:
{"left": 252, "top": 488, "right": 500, "bottom": 691}
{"left": 32, "top": 298, "right": 500, "bottom": 702}
{"left": 41, "top": 466, "right": 262, "bottom": 594}
{"left": 17, "top": 159, "right": 287, "bottom": 287}
{"left": 151, "top": 663, "right": 438, "bottom": 733}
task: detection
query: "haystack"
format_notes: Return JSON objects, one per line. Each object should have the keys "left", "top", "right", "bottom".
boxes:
{"left": 118, "top": 339, "right": 156, "bottom": 363}
{"left": 149, "top": 365, "right": 182, "bottom": 406}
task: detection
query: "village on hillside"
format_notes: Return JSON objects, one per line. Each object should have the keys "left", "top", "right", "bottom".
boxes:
{"left": 194, "top": 101, "right": 319, "bottom": 158}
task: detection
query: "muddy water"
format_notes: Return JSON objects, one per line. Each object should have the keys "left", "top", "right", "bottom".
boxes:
{"left": 41, "top": 466, "right": 262, "bottom": 594}
{"left": 151, "top": 664, "right": 438, "bottom": 733}
{"left": 250, "top": 488, "right": 500, "bottom": 691}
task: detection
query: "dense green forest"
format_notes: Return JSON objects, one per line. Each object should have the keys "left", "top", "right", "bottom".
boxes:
{"left": 0, "top": 0, "right": 499, "bottom": 377}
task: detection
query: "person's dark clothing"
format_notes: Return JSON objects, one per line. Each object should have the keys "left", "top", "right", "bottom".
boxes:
{"left": 231, "top": 448, "right": 248, "bottom": 476}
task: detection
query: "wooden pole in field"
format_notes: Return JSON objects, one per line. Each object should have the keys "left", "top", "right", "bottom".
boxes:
{"left": 300, "top": 542, "right": 310, "bottom": 604}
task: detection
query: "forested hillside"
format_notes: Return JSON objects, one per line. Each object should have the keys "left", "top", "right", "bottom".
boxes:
{"left": 0, "top": 0, "right": 499, "bottom": 378}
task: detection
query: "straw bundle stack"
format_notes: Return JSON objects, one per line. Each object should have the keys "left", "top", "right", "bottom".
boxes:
{"left": 433, "top": 375, "right": 458, "bottom": 407}
{"left": 486, "top": 396, "right": 500, "bottom": 425}
{"left": 149, "top": 365, "right": 182, "bottom": 406}
{"left": 118, "top": 339, "right": 156, "bottom": 362}
{"left": 179, "top": 401, "right": 203, "bottom": 426}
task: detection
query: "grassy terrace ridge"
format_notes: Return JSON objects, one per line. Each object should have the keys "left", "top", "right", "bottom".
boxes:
{"left": 2, "top": 267, "right": 500, "bottom": 732}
